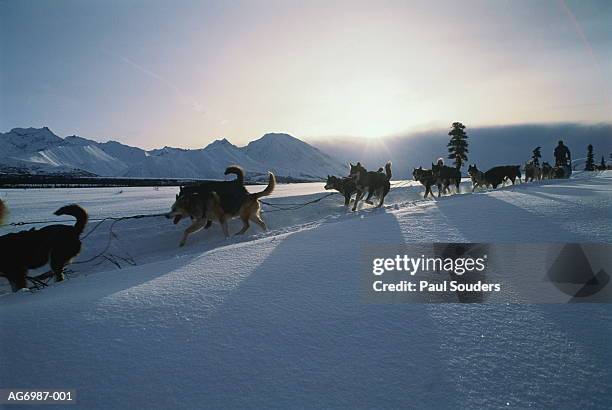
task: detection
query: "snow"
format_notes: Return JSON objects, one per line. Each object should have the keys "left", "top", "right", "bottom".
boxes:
{"left": 0, "top": 172, "right": 611, "bottom": 408}
{"left": 0, "top": 128, "right": 346, "bottom": 180}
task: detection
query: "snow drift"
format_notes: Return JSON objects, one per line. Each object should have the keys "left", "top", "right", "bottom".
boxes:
{"left": 1, "top": 172, "right": 611, "bottom": 408}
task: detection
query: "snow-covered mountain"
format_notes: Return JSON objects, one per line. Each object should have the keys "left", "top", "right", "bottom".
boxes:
{"left": 0, "top": 128, "right": 346, "bottom": 180}
{"left": 245, "top": 133, "right": 344, "bottom": 179}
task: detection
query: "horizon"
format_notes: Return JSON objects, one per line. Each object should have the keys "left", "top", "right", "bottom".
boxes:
{"left": 3, "top": 121, "right": 611, "bottom": 151}
{"left": 1, "top": 0, "right": 611, "bottom": 149}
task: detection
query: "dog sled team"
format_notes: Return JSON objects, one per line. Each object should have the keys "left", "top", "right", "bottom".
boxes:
{"left": 0, "top": 165, "right": 276, "bottom": 291}
{"left": 408, "top": 140, "right": 573, "bottom": 198}
{"left": 0, "top": 140, "right": 577, "bottom": 292}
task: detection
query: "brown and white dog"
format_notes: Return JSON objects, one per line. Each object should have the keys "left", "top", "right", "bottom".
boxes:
{"left": 167, "top": 166, "right": 275, "bottom": 246}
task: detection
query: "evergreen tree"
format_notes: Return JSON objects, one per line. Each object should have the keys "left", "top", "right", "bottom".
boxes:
{"left": 585, "top": 144, "right": 595, "bottom": 171}
{"left": 532, "top": 147, "right": 541, "bottom": 166}
{"left": 600, "top": 156, "right": 606, "bottom": 170}
{"left": 447, "top": 122, "right": 469, "bottom": 169}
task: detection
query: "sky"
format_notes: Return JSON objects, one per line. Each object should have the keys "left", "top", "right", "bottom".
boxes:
{"left": 1, "top": 0, "right": 610, "bottom": 149}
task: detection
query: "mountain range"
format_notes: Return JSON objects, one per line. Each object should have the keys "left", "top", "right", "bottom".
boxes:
{"left": 0, "top": 127, "right": 347, "bottom": 180}
{"left": 2, "top": 123, "right": 610, "bottom": 181}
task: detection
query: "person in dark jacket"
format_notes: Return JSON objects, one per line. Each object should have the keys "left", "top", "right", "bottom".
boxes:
{"left": 554, "top": 140, "right": 571, "bottom": 167}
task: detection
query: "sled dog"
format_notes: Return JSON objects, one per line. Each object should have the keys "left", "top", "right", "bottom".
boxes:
{"left": 413, "top": 167, "right": 439, "bottom": 198}
{"left": 0, "top": 204, "right": 88, "bottom": 291}
{"left": 467, "top": 164, "right": 490, "bottom": 191}
{"left": 524, "top": 160, "right": 542, "bottom": 182}
{"left": 432, "top": 163, "right": 461, "bottom": 196}
{"left": 167, "top": 166, "right": 275, "bottom": 245}
{"left": 541, "top": 162, "right": 553, "bottom": 179}
{"left": 485, "top": 165, "right": 521, "bottom": 189}
{"left": 324, "top": 175, "right": 357, "bottom": 206}
{"left": 348, "top": 162, "right": 392, "bottom": 211}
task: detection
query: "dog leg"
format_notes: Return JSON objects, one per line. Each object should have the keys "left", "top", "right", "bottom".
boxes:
{"left": 235, "top": 217, "right": 250, "bottom": 235}
{"left": 8, "top": 268, "right": 28, "bottom": 292}
{"left": 180, "top": 219, "right": 208, "bottom": 246}
{"left": 352, "top": 191, "right": 363, "bottom": 211}
{"left": 377, "top": 193, "right": 385, "bottom": 208}
{"left": 251, "top": 214, "right": 267, "bottom": 231}
{"left": 364, "top": 190, "right": 374, "bottom": 205}
{"left": 49, "top": 252, "right": 67, "bottom": 283}
{"left": 220, "top": 219, "right": 230, "bottom": 239}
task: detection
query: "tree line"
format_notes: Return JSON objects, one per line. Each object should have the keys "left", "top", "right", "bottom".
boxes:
{"left": 443, "top": 122, "right": 610, "bottom": 171}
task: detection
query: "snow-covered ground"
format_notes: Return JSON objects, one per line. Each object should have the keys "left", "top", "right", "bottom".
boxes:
{"left": 1, "top": 172, "right": 611, "bottom": 408}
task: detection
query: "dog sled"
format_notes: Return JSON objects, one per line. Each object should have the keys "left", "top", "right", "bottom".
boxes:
{"left": 553, "top": 162, "right": 572, "bottom": 179}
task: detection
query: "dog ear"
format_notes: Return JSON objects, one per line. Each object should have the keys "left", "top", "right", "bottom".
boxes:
{"left": 356, "top": 162, "right": 361, "bottom": 166}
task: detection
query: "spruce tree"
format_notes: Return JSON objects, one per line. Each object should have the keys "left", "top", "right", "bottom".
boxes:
{"left": 447, "top": 122, "right": 469, "bottom": 169}
{"left": 600, "top": 156, "right": 606, "bottom": 170}
{"left": 532, "top": 147, "right": 541, "bottom": 166}
{"left": 585, "top": 144, "right": 595, "bottom": 171}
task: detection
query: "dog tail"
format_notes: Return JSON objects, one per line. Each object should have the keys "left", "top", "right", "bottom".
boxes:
{"left": 0, "top": 199, "right": 6, "bottom": 225}
{"left": 54, "top": 204, "right": 88, "bottom": 236}
{"left": 251, "top": 172, "right": 276, "bottom": 199}
{"left": 224, "top": 165, "right": 245, "bottom": 185}
{"left": 384, "top": 161, "right": 392, "bottom": 181}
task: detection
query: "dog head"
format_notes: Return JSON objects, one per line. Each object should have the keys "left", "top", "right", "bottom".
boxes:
{"left": 348, "top": 162, "right": 366, "bottom": 180}
{"left": 467, "top": 164, "right": 477, "bottom": 176}
{"left": 167, "top": 193, "right": 195, "bottom": 224}
{"left": 412, "top": 167, "right": 431, "bottom": 182}
{"left": 324, "top": 175, "right": 340, "bottom": 190}
{"left": 431, "top": 162, "right": 441, "bottom": 175}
